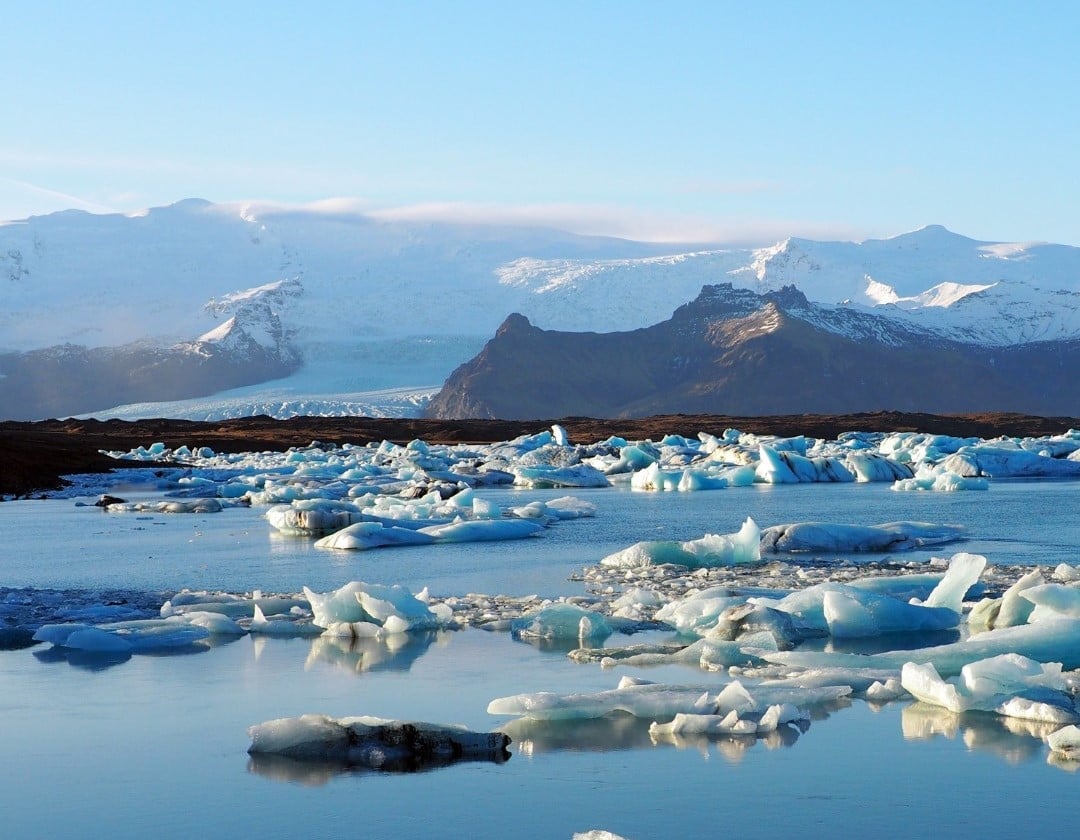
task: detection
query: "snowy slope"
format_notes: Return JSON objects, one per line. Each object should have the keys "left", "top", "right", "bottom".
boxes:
{"left": 3, "top": 200, "right": 1080, "bottom": 420}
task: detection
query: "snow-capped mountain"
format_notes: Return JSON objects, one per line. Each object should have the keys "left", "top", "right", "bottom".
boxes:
{"left": 1, "top": 199, "right": 1079, "bottom": 420}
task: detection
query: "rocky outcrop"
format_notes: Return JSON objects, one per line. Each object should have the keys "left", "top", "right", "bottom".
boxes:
{"left": 425, "top": 285, "right": 1080, "bottom": 419}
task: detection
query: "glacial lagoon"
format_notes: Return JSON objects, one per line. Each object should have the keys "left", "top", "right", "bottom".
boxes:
{"left": 2, "top": 431, "right": 1079, "bottom": 839}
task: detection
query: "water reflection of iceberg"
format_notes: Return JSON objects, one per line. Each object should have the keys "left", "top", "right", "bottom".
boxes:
{"left": 247, "top": 746, "right": 509, "bottom": 786}
{"left": 303, "top": 630, "right": 447, "bottom": 674}
{"left": 901, "top": 702, "right": 1058, "bottom": 764}
{"left": 501, "top": 711, "right": 808, "bottom": 758}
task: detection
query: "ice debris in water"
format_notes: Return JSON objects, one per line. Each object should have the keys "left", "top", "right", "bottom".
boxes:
{"left": 487, "top": 675, "right": 851, "bottom": 722}
{"left": 1047, "top": 724, "right": 1080, "bottom": 760}
{"left": 303, "top": 581, "right": 453, "bottom": 637}
{"left": 510, "top": 604, "right": 612, "bottom": 643}
{"left": 600, "top": 517, "right": 760, "bottom": 569}
{"left": 759, "top": 521, "right": 966, "bottom": 553}
{"left": 247, "top": 714, "right": 511, "bottom": 769}
{"left": 901, "top": 654, "right": 1080, "bottom": 724}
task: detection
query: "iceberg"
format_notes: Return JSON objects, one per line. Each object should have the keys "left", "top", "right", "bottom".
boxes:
{"left": 247, "top": 714, "right": 511, "bottom": 769}
{"left": 600, "top": 517, "right": 760, "bottom": 569}
{"left": 511, "top": 604, "right": 612, "bottom": 643}
{"left": 760, "top": 521, "right": 965, "bottom": 553}
{"left": 1047, "top": 724, "right": 1080, "bottom": 760}
{"left": 303, "top": 581, "right": 452, "bottom": 637}
{"left": 901, "top": 655, "right": 1079, "bottom": 724}
{"left": 760, "top": 618, "right": 1080, "bottom": 676}
{"left": 314, "top": 522, "right": 437, "bottom": 550}
{"left": 488, "top": 676, "right": 851, "bottom": 722}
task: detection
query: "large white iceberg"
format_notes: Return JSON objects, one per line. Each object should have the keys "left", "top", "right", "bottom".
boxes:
{"left": 901, "top": 655, "right": 1079, "bottom": 724}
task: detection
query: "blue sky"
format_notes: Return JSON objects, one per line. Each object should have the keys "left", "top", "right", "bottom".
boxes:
{"left": 4, "top": 1, "right": 1078, "bottom": 244}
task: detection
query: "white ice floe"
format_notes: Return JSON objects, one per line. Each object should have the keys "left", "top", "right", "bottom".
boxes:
{"left": 901, "top": 654, "right": 1079, "bottom": 724}
{"left": 891, "top": 466, "right": 989, "bottom": 492}
{"left": 511, "top": 464, "right": 610, "bottom": 489}
{"left": 510, "top": 604, "right": 612, "bottom": 643}
{"left": 303, "top": 581, "right": 453, "bottom": 637}
{"left": 33, "top": 617, "right": 211, "bottom": 652}
{"left": 1047, "top": 724, "right": 1080, "bottom": 759}
{"left": 247, "top": 714, "right": 510, "bottom": 767}
{"left": 488, "top": 676, "right": 850, "bottom": 722}
{"left": 759, "top": 521, "right": 966, "bottom": 553}
{"left": 760, "top": 618, "right": 1080, "bottom": 676}
{"left": 941, "top": 445, "right": 1080, "bottom": 478}
{"left": 600, "top": 517, "right": 760, "bottom": 569}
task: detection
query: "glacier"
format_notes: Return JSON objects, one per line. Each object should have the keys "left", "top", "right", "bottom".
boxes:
{"left": 5, "top": 201, "right": 1080, "bottom": 419}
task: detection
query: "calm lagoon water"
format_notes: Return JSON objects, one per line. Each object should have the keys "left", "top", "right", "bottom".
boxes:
{"left": 2, "top": 477, "right": 1078, "bottom": 838}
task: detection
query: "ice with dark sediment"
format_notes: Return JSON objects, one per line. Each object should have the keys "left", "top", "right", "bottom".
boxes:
{"left": 247, "top": 714, "right": 511, "bottom": 769}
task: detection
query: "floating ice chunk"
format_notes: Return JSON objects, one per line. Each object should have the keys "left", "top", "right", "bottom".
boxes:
{"left": 630, "top": 462, "right": 683, "bottom": 491}
{"left": 543, "top": 496, "right": 597, "bottom": 519}
{"left": 1021, "top": 584, "right": 1080, "bottom": 620}
{"left": 755, "top": 445, "right": 853, "bottom": 484}
{"left": 600, "top": 518, "right": 760, "bottom": 569}
{"left": 105, "top": 498, "right": 224, "bottom": 514}
{"left": 488, "top": 678, "right": 850, "bottom": 722}
{"left": 901, "top": 655, "right": 1078, "bottom": 724}
{"left": 941, "top": 446, "right": 1080, "bottom": 478}
{"left": 182, "top": 610, "right": 248, "bottom": 635}
{"left": 303, "top": 581, "right": 450, "bottom": 636}
{"left": 511, "top": 604, "right": 612, "bottom": 643}
{"left": 755, "top": 445, "right": 801, "bottom": 483}
{"left": 916, "top": 552, "right": 987, "bottom": 613}
{"left": 823, "top": 589, "right": 962, "bottom": 638}
{"left": 511, "top": 464, "right": 609, "bottom": 489}
{"left": 488, "top": 682, "right": 716, "bottom": 721}
{"left": 249, "top": 604, "right": 321, "bottom": 636}
{"left": 1053, "top": 564, "right": 1080, "bottom": 583}
{"left": 846, "top": 453, "right": 915, "bottom": 482}
{"left": 265, "top": 502, "right": 364, "bottom": 535}
{"left": 649, "top": 702, "right": 808, "bottom": 740}
{"left": 247, "top": 714, "right": 511, "bottom": 768}
{"left": 304, "top": 582, "right": 368, "bottom": 627}
{"left": 760, "top": 618, "right": 1080, "bottom": 676}
{"left": 417, "top": 518, "right": 545, "bottom": 543}
{"left": 1047, "top": 724, "right": 1080, "bottom": 759}
{"left": 891, "top": 470, "right": 989, "bottom": 492}
{"left": 760, "top": 521, "right": 965, "bottom": 553}
{"left": 314, "top": 522, "right": 437, "bottom": 550}
{"left": 33, "top": 618, "right": 210, "bottom": 651}
{"left": 34, "top": 625, "right": 134, "bottom": 652}
{"left": 654, "top": 587, "right": 746, "bottom": 636}
{"left": 358, "top": 584, "right": 451, "bottom": 633}
{"left": 161, "top": 590, "right": 306, "bottom": 619}
{"left": 995, "top": 570, "right": 1045, "bottom": 628}
{"left": 707, "top": 602, "right": 807, "bottom": 649}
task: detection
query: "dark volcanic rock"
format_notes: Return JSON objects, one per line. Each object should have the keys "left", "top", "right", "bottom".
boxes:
{"left": 0, "top": 338, "right": 299, "bottom": 421}
{"left": 425, "top": 284, "right": 1080, "bottom": 419}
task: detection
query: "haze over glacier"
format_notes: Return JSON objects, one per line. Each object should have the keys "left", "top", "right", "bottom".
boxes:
{"left": 2, "top": 199, "right": 1080, "bottom": 420}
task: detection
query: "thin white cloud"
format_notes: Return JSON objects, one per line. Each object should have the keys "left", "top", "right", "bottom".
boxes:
{"left": 365, "top": 200, "right": 866, "bottom": 245}
{"left": 0, "top": 175, "right": 119, "bottom": 218}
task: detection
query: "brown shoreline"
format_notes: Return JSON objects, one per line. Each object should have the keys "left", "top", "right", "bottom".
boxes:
{"left": 2, "top": 411, "right": 1078, "bottom": 499}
